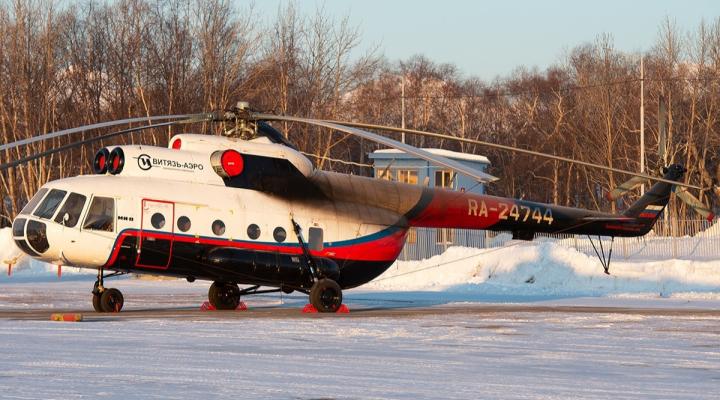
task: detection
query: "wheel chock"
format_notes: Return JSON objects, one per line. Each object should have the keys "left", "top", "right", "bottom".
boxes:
{"left": 50, "top": 313, "right": 83, "bottom": 322}
{"left": 200, "top": 301, "right": 248, "bottom": 311}
{"left": 302, "top": 304, "right": 318, "bottom": 313}
{"left": 302, "top": 304, "right": 350, "bottom": 313}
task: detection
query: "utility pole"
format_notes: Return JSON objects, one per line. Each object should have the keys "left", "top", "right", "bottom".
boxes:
{"left": 401, "top": 76, "right": 406, "bottom": 143}
{"left": 640, "top": 55, "right": 645, "bottom": 195}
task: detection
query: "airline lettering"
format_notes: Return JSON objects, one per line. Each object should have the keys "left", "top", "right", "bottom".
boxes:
{"left": 152, "top": 158, "right": 204, "bottom": 171}
{"left": 468, "top": 199, "right": 553, "bottom": 225}
{"left": 136, "top": 154, "right": 204, "bottom": 172}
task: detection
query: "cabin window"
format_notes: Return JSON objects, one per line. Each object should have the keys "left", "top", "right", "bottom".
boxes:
{"left": 247, "top": 224, "right": 260, "bottom": 240}
{"left": 273, "top": 227, "right": 287, "bottom": 243}
{"left": 212, "top": 220, "right": 225, "bottom": 236}
{"left": 435, "top": 170, "right": 455, "bottom": 189}
{"left": 12, "top": 218, "right": 26, "bottom": 237}
{"left": 151, "top": 213, "right": 165, "bottom": 229}
{"left": 54, "top": 193, "right": 87, "bottom": 228}
{"left": 26, "top": 220, "right": 49, "bottom": 253}
{"left": 19, "top": 188, "right": 48, "bottom": 215}
{"left": 33, "top": 189, "right": 67, "bottom": 219}
{"left": 177, "top": 216, "right": 191, "bottom": 232}
{"left": 83, "top": 196, "right": 115, "bottom": 232}
{"left": 308, "top": 227, "right": 323, "bottom": 251}
{"left": 397, "top": 170, "right": 418, "bottom": 184}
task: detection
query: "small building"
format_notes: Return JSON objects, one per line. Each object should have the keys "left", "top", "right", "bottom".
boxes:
{"left": 368, "top": 148, "right": 491, "bottom": 260}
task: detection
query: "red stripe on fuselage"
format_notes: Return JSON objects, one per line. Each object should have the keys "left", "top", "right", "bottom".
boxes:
{"left": 103, "top": 228, "right": 408, "bottom": 268}
{"left": 408, "top": 189, "right": 502, "bottom": 229}
{"left": 604, "top": 224, "right": 643, "bottom": 232}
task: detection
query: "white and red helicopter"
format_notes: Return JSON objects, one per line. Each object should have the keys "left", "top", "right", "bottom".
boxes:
{"left": 1, "top": 103, "right": 711, "bottom": 312}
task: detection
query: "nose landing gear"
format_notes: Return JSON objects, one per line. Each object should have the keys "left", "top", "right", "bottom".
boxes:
{"left": 92, "top": 269, "right": 125, "bottom": 313}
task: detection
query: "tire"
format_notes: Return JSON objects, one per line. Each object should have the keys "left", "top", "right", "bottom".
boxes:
{"left": 209, "top": 281, "right": 240, "bottom": 310}
{"left": 310, "top": 279, "right": 342, "bottom": 313}
{"left": 100, "top": 288, "right": 124, "bottom": 313}
{"left": 92, "top": 293, "right": 103, "bottom": 312}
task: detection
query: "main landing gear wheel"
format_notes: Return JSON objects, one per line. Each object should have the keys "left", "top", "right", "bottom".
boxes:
{"left": 209, "top": 281, "right": 241, "bottom": 310}
{"left": 309, "top": 279, "right": 343, "bottom": 313}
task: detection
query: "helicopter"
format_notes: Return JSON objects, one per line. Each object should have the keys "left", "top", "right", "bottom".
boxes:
{"left": 0, "top": 102, "right": 712, "bottom": 313}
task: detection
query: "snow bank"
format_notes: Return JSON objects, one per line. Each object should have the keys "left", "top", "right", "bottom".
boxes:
{"left": 696, "top": 218, "right": 720, "bottom": 237}
{"left": 367, "top": 241, "right": 720, "bottom": 298}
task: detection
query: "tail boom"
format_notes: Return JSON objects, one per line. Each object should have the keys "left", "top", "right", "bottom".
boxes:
{"left": 404, "top": 165, "right": 686, "bottom": 238}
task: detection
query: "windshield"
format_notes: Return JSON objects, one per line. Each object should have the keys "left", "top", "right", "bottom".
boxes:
{"left": 82, "top": 196, "right": 115, "bottom": 232}
{"left": 19, "top": 188, "right": 48, "bottom": 215}
{"left": 33, "top": 189, "right": 67, "bottom": 219}
{"left": 54, "top": 193, "right": 87, "bottom": 228}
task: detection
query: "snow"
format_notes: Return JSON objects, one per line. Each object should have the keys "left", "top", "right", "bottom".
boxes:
{"left": 368, "top": 241, "right": 720, "bottom": 300}
{"left": 0, "top": 281, "right": 719, "bottom": 399}
{"left": 373, "top": 148, "right": 491, "bottom": 164}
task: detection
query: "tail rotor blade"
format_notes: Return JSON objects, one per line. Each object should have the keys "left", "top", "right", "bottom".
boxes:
{"left": 606, "top": 176, "right": 648, "bottom": 200}
{"left": 674, "top": 188, "right": 715, "bottom": 221}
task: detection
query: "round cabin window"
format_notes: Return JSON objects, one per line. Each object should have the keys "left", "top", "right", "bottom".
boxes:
{"left": 151, "top": 213, "right": 165, "bottom": 229}
{"left": 247, "top": 224, "right": 261, "bottom": 240}
{"left": 273, "top": 227, "right": 287, "bottom": 243}
{"left": 177, "top": 216, "right": 191, "bottom": 232}
{"left": 212, "top": 220, "right": 225, "bottom": 236}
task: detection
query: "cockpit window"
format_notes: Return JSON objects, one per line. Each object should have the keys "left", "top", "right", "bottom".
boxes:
{"left": 19, "top": 188, "right": 48, "bottom": 215}
{"left": 54, "top": 193, "right": 87, "bottom": 228}
{"left": 33, "top": 189, "right": 67, "bottom": 219}
{"left": 82, "top": 196, "right": 115, "bottom": 232}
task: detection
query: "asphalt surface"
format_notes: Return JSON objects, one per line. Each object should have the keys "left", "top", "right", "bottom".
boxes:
{"left": 2, "top": 303, "right": 720, "bottom": 322}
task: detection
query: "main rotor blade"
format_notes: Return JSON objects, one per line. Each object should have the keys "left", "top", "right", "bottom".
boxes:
{"left": 252, "top": 113, "right": 499, "bottom": 184}
{"left": 0, "top": 117, "right": 207, "bottom": 171}
{"left": 322, "top": 120, "right": 702, "bottom": 190}
{"left": 0, "top": 113, "right": 210, "bottom": 152}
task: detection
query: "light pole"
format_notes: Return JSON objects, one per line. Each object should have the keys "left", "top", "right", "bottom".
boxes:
{"left": 640, "top": 55, "right": 645, "bottom": 195}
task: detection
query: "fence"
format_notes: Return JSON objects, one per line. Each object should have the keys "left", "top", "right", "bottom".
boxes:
{"left": 399, "top": 219, "right": 720, "bottom": 262}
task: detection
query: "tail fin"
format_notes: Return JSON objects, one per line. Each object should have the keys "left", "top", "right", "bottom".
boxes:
{"left": 622, "top": 164, "right": 685, "bottom": 226}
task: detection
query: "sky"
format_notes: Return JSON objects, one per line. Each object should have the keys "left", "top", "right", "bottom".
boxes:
{"left": 253, "top": 0, "right": 720, "bottom": 81}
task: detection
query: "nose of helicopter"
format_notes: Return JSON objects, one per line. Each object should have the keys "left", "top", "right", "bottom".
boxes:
{"left": 11, "top": 216, "right": 63, "bottom": 261}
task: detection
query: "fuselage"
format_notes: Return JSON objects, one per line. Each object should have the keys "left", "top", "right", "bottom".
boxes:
{"left": 11, "top": 133, "right": 674, "bottom": 291}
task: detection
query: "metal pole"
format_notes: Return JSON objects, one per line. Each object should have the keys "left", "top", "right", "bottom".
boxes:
{"left": 640, "top": 55, "right": 645, "bottom": 195}
{"left": 401, "top": 76, "right": 406, "bottom": 144}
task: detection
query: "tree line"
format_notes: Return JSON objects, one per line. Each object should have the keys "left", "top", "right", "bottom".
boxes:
{"left": 1, "top": 0, "right": 719, "bottom": 226}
